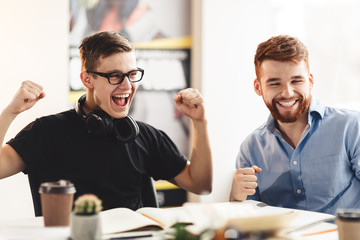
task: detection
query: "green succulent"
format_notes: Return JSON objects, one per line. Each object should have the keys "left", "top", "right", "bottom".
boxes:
{"left": 74, "top": 194, "right": 102, "bottom": 215}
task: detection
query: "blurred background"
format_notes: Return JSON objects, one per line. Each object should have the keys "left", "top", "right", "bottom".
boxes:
{"left": 1, "top": 0, "right": 360, "bottom": 219}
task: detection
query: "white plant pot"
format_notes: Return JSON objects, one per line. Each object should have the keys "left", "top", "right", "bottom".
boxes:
{"left": 70, "top": 212, "right": 102, "bottom": 240}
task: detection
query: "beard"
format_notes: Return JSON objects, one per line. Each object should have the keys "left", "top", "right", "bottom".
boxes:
{"left": 265, "top": 96, "right": 311, "bottom": 123}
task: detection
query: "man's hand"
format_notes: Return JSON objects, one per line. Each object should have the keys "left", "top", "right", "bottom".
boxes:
{"left": 4, "top": 80, "right": 45, "bottom": 117}
{"left": 0, "top": 80, "right": 44, "bottom": 179}
{"left": 229, "top": 165, "right": 262, "bottom": 201}
{"left": 173, "top": 88, "right": 205, "bottom": 121}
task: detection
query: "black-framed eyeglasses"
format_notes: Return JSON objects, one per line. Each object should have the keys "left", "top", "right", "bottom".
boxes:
{"left": 87, "top": 68, "right": 144, "bottom": 85}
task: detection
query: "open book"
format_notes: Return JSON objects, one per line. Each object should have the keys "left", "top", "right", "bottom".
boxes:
{"left": 100, "top": 207, "right": 192, "bottom": 235}
{"left": 183, "top": 201, "right": 296, "bottom": 233}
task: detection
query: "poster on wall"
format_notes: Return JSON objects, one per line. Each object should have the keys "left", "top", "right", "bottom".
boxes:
{"left": 69, "top": 0, "right": 191, "bottom": 156}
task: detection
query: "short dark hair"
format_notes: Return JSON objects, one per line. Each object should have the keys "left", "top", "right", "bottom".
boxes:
{"left": 254, "top": 35, "right": 309, "bottom": 78}
{"left": 79, "top": 31, "right": 134, "bottom": 72}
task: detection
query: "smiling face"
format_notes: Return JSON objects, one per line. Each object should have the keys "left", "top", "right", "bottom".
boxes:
{"left": 81, "top": 51, "right": 138, "bottom": 119}
{"left": 254, "top": 59, "right": 313, "bottom": 123}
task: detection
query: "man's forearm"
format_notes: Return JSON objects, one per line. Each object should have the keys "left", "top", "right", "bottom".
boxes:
{"left": 188, "top": 119, "right": 212, "bottom": 194}
{"left": 0, "top": 109, "right": 25, "bottom": 179}
{"left": 0, "top": 108, "right": 17, "bottom": 147}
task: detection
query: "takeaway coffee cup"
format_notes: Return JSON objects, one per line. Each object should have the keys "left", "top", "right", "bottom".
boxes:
{"left": 336, "top": 209, "right": 360, "bottom": 240}
{"left": 39, "top": 179, "right": 76, "bottom": 227}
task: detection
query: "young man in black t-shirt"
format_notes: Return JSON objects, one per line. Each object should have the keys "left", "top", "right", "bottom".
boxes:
{"left": 0, "top": 31, "right": 212, "bottom": 215}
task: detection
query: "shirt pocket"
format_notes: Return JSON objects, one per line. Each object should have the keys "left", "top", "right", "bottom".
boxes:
{"left": 308, "top": 153, "right": 352, "bottom": 198}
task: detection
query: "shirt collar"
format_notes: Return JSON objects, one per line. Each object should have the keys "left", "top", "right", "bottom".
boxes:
{"left": 308, "top": 97, "right": 325, "bottom": 123}
{"left": 266, "top": 97, "right": 325, "bottom": 132}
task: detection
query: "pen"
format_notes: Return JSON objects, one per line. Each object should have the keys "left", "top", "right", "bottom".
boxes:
{"left": 303, "top": 228, "right": 337, "bottom": 236}
{"left": 141, "top": 213, "right": 164, "bottom": 226}
{"left": 110, "top": 233, "right": 153, "bottom": 239}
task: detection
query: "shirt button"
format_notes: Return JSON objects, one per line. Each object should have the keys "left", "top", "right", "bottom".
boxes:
{"left": 282, "top": 139, "right": 285, "bottom": 142}
{"left": 297, "top": 189, "right": 302, "bottom": 194}
{"left": 293, "top": 161, "right": 298, "bottom": 165}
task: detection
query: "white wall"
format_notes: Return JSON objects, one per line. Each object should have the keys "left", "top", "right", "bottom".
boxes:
{"left": 0, "top": 0, "right": 69, "bottom": 219}
{"left": 199, "top": 0, "right": 270, "bottom": 202}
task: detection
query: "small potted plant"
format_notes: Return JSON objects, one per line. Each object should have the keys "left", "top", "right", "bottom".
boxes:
{"left": 70, "top": 194, "right": 103, "bottom": 240}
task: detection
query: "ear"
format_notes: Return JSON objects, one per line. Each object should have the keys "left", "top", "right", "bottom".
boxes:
{"left": 309, "top": 73, "right": 314, "bottom": 89}
{"left": 254, "top": 78, "right": 262, "bottom": 96}
{"left": 80, "top": 71, "right": 94, "bottom": 89}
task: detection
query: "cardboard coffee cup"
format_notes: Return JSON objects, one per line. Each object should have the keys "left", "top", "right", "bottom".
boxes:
{"left": 336, "top": 209, "right": 360, "bottom": 240}
{"left": 39, "top": 179, "right": 76, "bottom": 227}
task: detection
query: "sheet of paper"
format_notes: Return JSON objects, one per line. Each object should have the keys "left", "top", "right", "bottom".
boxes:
{"left": 285, "top": 222, "right": 338, "bottom": 240}
{"left": 287, "top": 208, "right": 335, "bottom": 231}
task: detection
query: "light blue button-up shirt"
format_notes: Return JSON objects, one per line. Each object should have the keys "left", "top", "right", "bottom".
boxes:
{"left": 236, "top": 97, "right": 360, "bottom": 215}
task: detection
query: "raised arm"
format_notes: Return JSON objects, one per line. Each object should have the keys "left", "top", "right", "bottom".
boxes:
{"left": 171, "top": 88, "right": 212, "bottom": 194}
{"left": 0, "top": 81, "right": 45, "bottom": 179}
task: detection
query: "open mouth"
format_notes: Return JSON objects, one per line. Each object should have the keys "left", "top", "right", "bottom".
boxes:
{"left": 112, "top": 94, "right": 130, "bottom": 107}
{"left": 277, "top": 99, "right": 298, "bottom": 107}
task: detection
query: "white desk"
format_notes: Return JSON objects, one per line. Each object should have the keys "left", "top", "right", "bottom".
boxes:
{"left": 0, "top": 219, "right": 338, "bottom": 240}
{"left": 0, "top": 201, "right": 339, "bottom": 240}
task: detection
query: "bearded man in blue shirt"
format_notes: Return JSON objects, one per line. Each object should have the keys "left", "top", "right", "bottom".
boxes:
{"left": 229, "top": 35, "right": 360, "bottom": 215}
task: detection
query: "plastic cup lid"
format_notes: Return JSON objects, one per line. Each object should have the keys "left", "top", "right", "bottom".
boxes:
{"left": 38, "top": 179, "right": 76, "bottom": 194}
{"left": 336, "top": 209, "right": 360, "bottom": 221}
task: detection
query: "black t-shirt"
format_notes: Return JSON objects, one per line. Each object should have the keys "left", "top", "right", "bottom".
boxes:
{"left": 7, "top": 109, "right": 187, "bottom": 216}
